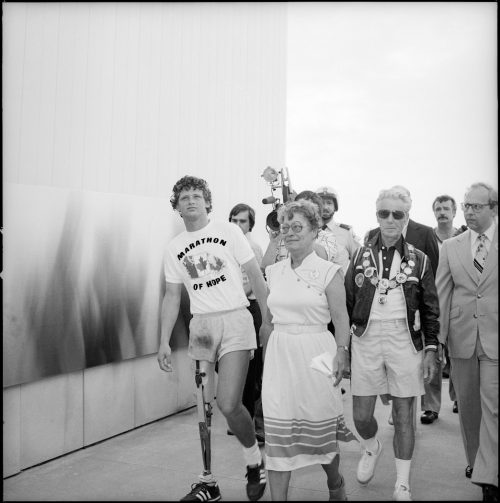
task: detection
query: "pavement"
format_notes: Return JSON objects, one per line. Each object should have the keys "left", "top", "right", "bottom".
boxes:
{"left": 3, "top": 377, "right": 483, "bottom": 501}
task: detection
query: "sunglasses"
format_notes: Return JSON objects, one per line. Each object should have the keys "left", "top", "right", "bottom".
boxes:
{"left": 377, "top": 209, "right": 406, "bottom": 220}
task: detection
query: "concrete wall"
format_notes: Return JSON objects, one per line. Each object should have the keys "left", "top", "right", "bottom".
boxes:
{"left": 3, "top": 2, "right": 287, "bottom": 477}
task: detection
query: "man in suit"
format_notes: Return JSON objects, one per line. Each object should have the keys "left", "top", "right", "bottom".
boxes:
{"left": 436, "top": 182, "right": 498, "bottom": 501}
{"left": 365, "top": 185, "right": 441, "bottom": 425}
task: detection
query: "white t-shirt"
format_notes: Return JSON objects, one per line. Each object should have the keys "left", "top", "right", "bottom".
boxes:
{"left": 164, "top": 220, "right": 255, "bottom": 314}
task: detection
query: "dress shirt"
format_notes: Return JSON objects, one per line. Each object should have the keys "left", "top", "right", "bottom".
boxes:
{"left": 469, "top": 222, "right": 496, "bottom": 258}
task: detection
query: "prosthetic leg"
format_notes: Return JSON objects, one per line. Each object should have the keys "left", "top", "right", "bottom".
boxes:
{"left": 195, "top": 360, "right": 215, "bottom": 480}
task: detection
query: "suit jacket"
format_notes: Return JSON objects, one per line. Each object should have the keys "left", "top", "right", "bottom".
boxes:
{"left": 367, "top": 219, "right": 439, "bottom": 277}
{"left": 435, "top": 226, "right": 498, "bottom": 359}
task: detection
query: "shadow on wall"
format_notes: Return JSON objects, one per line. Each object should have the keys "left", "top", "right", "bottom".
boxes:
{"left": 3, "top": 185, "right": 189, "bottom": 387}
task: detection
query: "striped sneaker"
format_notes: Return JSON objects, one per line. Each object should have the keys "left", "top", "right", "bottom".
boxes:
{"left": 180, "top": 481, "right": 221, "bottom": 502}
{"left": 246, "top": 461, "right": 267, "bottom": 500}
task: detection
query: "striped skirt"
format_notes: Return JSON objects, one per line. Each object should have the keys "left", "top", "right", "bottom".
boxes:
{"left": 262, "top": 327, "right": 357, "bottom": 471}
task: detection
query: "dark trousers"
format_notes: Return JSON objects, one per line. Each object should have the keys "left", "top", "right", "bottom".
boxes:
{"left": 242, "top": 299, "right": 263, "bottom": 419}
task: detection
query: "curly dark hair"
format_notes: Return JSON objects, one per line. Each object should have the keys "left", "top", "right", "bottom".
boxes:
{"left": 295, "top": 190, "right": 324, "bottom": 215}
{"left": 170, "top": 175, "right": 213, "bottom": 214}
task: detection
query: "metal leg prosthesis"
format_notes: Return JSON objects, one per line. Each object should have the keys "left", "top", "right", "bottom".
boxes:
{"left": 195, "top": 360, "right": 215, "bottom": 479}
{"left": 180, "top": 361, "right": 221, "bottom": 502}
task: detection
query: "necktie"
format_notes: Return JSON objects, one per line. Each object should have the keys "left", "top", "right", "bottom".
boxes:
{"left": 473, "top": 234, "right": 488, "bottom": 274}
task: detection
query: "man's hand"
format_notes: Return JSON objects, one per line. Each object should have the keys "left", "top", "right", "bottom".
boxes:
{"left": 437, "top": 343, "right": 444, "bottom": 364}
{"left": 333, "top": 349, "right": 350, "bottom": 387}
{"left": 267, "top": 229, "right": 281, "bottom": 242}
{"left": 423, "top": 350, "right": 438, "bottom": 382}
{"left": 157, "top": 343, "right": 173, "bottom": 372}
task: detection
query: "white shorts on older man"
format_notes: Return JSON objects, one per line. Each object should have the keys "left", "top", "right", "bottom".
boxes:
{"left": 351, "top": 318, "right": 424, "bottom": 398}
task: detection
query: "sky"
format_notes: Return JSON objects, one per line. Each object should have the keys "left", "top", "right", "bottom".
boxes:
{"left": 285, "top": 2, "right": 497, "bottom": 239}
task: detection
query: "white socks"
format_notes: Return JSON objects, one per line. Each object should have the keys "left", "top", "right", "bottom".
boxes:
{"left": 199, "top": 472, "right": 217, "bottom": 485}
{"left": 363, "top": 436, "right": 380, "bottom": 454}
{"left": 243, "top": 441, "right": 262, "bottom": 467}
{"left": 395, "top": 458, "right": 411, "bottom": 488}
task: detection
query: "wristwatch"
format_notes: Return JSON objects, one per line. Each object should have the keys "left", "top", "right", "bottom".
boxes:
{"left": 337, "top": 345, "right": 350, "bottom": 352}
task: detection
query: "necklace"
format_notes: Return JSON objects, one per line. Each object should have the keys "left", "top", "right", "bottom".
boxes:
{"left": 356, "top": 247, "right": 417, "bottom": 304}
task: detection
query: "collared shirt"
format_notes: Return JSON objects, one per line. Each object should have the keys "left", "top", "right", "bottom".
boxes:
{"left": 469, "top": 222, "right": 496, "bottom": 258}
{"left": 322, "top": 218, "right": 360, "bottom": 269}
{"left": 370, "top": 234, "right": 407, "bottom": 320}
{"left": 379, "top": 236, "right": 404, "bottom": 279}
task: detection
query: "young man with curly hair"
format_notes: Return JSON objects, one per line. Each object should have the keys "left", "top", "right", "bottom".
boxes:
{"left": 158, "top": 176, "right": 271, "bottom": 502}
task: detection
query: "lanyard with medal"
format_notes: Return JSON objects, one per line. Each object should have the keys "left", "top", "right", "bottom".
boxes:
{"left": 356, "top": 248, "right": 416, "bottom": 304}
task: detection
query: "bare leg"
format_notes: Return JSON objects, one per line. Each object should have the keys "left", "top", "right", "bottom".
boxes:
{"left": 352, "top": 395, "right": 378, "bottom": 439}
{"left": 268, "top": 470, "right": 291, "bottom": 501}
{"left": 321, "top": 454, "right": 343, "bottom": 489}
{"left": 216, "top": 350, "right": 256, "bottom": 447}
{"left": 392, "top": 397, "right": 415, "bottom": 459}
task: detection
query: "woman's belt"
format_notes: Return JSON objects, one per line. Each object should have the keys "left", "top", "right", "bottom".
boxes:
{"left": 273, "top": 324, "right": 328, "bottom": 334}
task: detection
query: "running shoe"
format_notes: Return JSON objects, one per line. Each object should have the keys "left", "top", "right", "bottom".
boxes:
{"left": 180, "top": 481, "right": 221, "bottom": 502}
{"left": 245, "top": 461, "right": 266, "bottom": 501}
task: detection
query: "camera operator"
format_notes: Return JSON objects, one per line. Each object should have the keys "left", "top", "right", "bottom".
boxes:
{"left": 261, "top": 190, "right": 329, "bottom": 270}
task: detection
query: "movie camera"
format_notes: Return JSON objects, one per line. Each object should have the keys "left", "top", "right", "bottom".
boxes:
{"left": 261, "top": 166, "right": 294, "bottom": 232}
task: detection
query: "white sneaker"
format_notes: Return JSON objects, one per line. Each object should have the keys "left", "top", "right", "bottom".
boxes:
{"left": 393, "top": 484, "right": 412, "bottom": 501}
{"left": 356, "top": 440, "right": 382, "bottom": 484}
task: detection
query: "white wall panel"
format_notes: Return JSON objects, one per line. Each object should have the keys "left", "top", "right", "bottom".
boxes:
{"left": 2, "top": 3, "right": 26, "bottom": 184}
{"left": 134, "top": 350, "right": 196, "bottom": 428}
{"left": 82, "top": 3, "right": 116, "bottom": 193}
{"left": 20, "top": 372, "right": 84, "bottom": 469}
{"left": 83, "top": 360, "right": 135, "bottom": 446}
{"left": 3, "top": 386, "right": 21, "bottom": 478}
{"left": 3, "top": 1, "right": 286, "bottom": 474}
{"left": 51, "top": 5, "right": 88, "bottom": 188}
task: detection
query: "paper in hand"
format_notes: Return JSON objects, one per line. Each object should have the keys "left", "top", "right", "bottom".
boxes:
{"left": 310, "top": 351, "right": 338, "bottom": 379}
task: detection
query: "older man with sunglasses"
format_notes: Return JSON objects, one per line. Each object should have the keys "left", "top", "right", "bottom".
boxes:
{"left": 345, "top": 187, "right": 440, "bottom": 501}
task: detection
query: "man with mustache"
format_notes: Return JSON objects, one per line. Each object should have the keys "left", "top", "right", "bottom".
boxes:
{"left": 431, "top": 195, "right": 465, "bottom": 418}
{"left": 433, "top": 194, "right": 467, "bottom": 246}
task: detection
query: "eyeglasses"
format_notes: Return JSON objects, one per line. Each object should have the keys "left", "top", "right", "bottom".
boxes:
{"left": 376, "top": 209, "right": 406, "bottom": 220}
{"left": 460, "top": 202, "right": 493, "bottom": 213}
{"left": 280, "top": 223, "right": 304, "bottom": 234}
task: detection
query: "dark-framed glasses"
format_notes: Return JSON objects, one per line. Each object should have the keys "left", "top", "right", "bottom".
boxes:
{"left": 280, "top": 223, "right": 304, "bottom": 234}
{"left": 461, "top": 202, "right": 495, "bottom": 213}
{"left": 376, "top": 209, "right": 406, "bottom": 220}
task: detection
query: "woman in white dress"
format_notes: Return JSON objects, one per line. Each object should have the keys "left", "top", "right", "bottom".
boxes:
{"left": 262, "top": 199, "right": 356, "bottom": 501}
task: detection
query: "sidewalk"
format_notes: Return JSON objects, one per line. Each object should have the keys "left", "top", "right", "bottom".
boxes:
{"left": 3, "top": 378, "right": 482, "bottom": 501}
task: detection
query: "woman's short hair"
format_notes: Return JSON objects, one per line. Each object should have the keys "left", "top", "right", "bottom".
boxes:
{"left": 170, "top": 175, "right": 212, "bottom": 213}
{"left": 229, "top": 203, "right": 256, "bottom": 231}
{"left": 278, "top": 199, "right": 321, "bottom": 231}
{"left": 376, "top": 187, "right": 412, "bottom": 213}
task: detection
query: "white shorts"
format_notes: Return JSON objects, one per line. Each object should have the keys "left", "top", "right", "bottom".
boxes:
{"left": 188, "top": 307, "right": 256, "bottom": 362}
{"left": 351, "top": 318, "right": 424, "bottom": 398}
